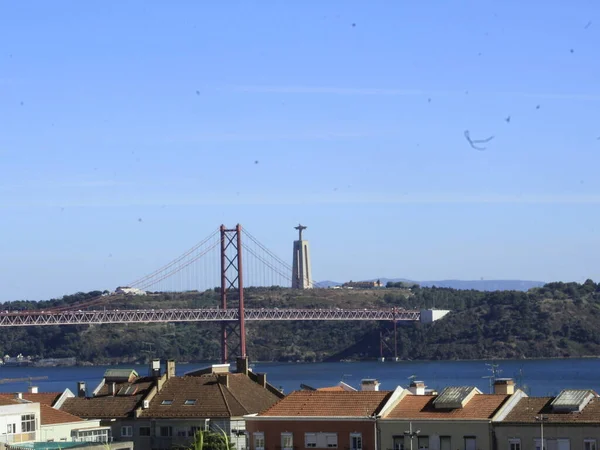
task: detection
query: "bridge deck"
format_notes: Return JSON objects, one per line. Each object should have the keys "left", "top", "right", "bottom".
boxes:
{"left": 0, "top": 308, "right": 421, "bottom": 326}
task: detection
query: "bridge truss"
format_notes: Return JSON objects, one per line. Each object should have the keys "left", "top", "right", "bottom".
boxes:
{"left": 0, "top": 308, "right": 420, "bottom": 327}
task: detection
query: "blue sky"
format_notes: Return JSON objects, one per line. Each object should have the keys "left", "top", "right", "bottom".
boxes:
{"left": 1, "top": 1, "right": 599, "bottom": 301}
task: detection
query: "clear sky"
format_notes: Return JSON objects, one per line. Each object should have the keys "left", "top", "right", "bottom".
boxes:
{"left": 1, "top": 1, "right": 599, "bottom": 301}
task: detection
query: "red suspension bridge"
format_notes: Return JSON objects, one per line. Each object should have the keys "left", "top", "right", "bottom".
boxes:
{"left": 0, "top": 224, "right": 448, "bottom": 362}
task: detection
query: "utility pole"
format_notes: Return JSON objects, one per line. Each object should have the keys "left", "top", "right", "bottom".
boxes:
{"left": 403, "top": 422, "right": 420, "bottom": 450}
{"left": 535, "top": 414, "right": 548, "bottom": 450}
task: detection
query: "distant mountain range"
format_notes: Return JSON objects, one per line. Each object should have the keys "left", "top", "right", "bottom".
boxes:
{"left": 317, "top": 278, "right": 546, "bottom": 292}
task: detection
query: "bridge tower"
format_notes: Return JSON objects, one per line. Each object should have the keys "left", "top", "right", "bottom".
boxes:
{"left": 292, "top": 224, "right": 312, "bottom": 289}
{"left": 220, "top": 224, "right": 246, "bottom": 363}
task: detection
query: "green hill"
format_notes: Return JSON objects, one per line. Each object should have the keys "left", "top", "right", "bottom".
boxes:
{"left": 2, "top": 280, "right": 600, "bottom": 364}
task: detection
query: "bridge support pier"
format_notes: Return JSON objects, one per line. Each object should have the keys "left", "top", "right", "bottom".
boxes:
{"left": 220, "top": 224, "right": 246, "bottom": 363}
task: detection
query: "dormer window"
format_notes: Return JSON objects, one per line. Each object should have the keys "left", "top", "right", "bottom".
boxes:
{"left": 184, "top": 399, "right": 197, "bottom": 405}
{"left": 161, "top": 400, "right": 173, "bottom": 406}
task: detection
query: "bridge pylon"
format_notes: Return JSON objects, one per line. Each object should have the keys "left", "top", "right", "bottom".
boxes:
{"left": 220, "top": 224, "right": 246, "bottom": 363}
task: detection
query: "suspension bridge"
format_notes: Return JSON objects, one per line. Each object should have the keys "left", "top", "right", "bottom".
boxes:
{"left": 0, "top": 224, "right": 449, "bottom": 362}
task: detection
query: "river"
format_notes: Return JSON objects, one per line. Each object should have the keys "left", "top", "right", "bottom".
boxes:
{"left": 1, "top": 358, "right": 599, "bottom": 397}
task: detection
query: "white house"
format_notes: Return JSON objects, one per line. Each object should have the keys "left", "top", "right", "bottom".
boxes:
{"left": 0, "top": 396, "right": 39, "bottom": 446}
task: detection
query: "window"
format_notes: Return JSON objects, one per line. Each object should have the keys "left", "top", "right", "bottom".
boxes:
{"left": 585, "top": 440, "right": 597, "bottom": 450}
{"left": 160, "top": 426, "right": 173, "bottom": 437}
{"left": 121, "top": 426, "right": 133, "bottom": 437}
{"left": 350, "top": 433, "right": 362, "bottom": 450}
{"left": 509, "top": 439, "right": 521, "bottom": 450}
{"left": 189, "top": 426, "right": 201, "bottom": 437}
{"left": 392, "top": 436, "right": 404, "bottom": 450}
{"left": 440, "top": 436, "right": 451, "bottom": 450}
{"left": 254, "top": 432, "right": 265, "bottom": 450}
{"left": 21, "top": 414, "right": 35, "bottom": 433}
{"left": 177, "top": 427, "right": 188, "bottom": 437}
{"left": 282, "top": 432, "right": 293, "bottom": 450}
{"left": 6, "top": 423, "right": 16, "bottom": 434}
{"left": 417, "top": 436, "right": 429, "bottom": 450}
{"left": 184, "top": 399, "right": 197, "bottom": 405}
{"left": 326, "top": 433, "right": 338, "bottom": 448}
{"left": 535, "top": 439, "right": 546, "bottom": 450}
{"left": 304, "top": 432, "right": 338, "bottom": 448}
{"left": 139, "top": 427, "right": 151, "bottom": 437}
{"left": 161, "top": 399, "right": 173, "bottom": 405}
{"left": 306, "top": 433, "right": 317, "bottom": 448}
{"left": 464, "top": 437, "right": 476, "bottom": 450}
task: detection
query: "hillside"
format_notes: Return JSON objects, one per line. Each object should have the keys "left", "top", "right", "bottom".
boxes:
{"left": 1, "top": 280, "right": 600, "bottom": 363}
{"left": 320, "top": 278, "right": 546, "bottom": 291}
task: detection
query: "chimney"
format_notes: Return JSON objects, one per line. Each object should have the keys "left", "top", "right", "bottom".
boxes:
{"left": 257, "top": 373, "right": 267, "bottom": 388}
{"left": 236, "top": 357, "right": 249, "bottom": 376}
{"left": 28, "top": 386, "right": 38, "bottom": 394}
{"left": 166, "top": 360, "right": 176, "bottom": 379}
{"left": 360, "top": 379, "right": 380, "bottom": 391}
{"left": 494, "top": 378, "right": 515, "bottom": 395}
{"left": 77, "top": 381, "right": 86, "bottom": 398}
{"left": 108, "top": 382, "right": 116, "bottom": 396}
{"left": 14, "top": 393, "right": 23, "bottom": 400}
{"left": 408, "top": 381, "right": 426, "bottom": 396}
{"left": 217, "top": 373, "right": 229, "bottom": 388}
{"left": 150, "top": 358, "right": 161, "bottom": 378}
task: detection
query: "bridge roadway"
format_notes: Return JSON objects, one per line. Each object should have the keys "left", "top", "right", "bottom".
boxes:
{"left": 0, "top": 308, "right": 422, "bottom": 327}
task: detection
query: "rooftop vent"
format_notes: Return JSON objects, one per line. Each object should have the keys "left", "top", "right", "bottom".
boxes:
{"left": 433, "top": 386, "right": 479, "bottom": 409}
{"left": 551, "top": 389, "right": 596, "bottom": 413}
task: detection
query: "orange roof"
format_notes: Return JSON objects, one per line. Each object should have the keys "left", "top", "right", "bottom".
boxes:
{"left": 22, "top": 392, "right": 61, "bottom": 406}
{"left": 317, "top": 386, "right": 345, "bottom": 392}
{"left": 40, "top": 404, "right": 84, "bottom": 425}
{"left": 260, "top": 390, "right": 391, "bottom": 417}
{"left": 0, "top": 392, "right": 61, "bottom": 406}
{"left": 386, "top": 394, "right": 509, "bottom": 420}
{"left": 0, "top": 396, "right": 20, "bottom": 406}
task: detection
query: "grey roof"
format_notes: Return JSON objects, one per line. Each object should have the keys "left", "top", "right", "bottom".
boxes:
{"left": 104, "top": 369, "right": 138, "bottom": 381}
{"left": 433, "top": 386, "right": 477, "bottom": 409}
{"left": 551, "top": 390, "right": 596, "bottom": 412}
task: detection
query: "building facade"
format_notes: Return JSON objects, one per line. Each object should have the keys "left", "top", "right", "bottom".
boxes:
{"left": 60, "top": 358, "right": 283, "bottom": 450}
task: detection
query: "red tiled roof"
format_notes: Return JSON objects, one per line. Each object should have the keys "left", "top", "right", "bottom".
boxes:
{"left": 385, "top": 394, "right": 510, "bottom": 420}
{"left": 0, "top": 396, "right": 20, "bottom": 406}
{"left": 61, "top": 378, "right": 154, "bottom": 419}
{"left": 317, "top": 386, "right": 345, "bottom": 392}
{"left": 259, "top": 390, "right": 392, "bottom": 417}
{"left": 502, "top": 397, "right": 600, "bottom": 424}
{"left": 139, "top": 373, "right": 281, "bottom": 419}
{"left": 40, "top": 404, "right": 84, "bottom": 425}
{"left": 22, "top": 392, "right": 61, "bottom": 406}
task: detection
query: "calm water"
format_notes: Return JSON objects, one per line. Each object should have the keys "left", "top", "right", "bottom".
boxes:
{"left": 1, "top": 359, "right": 599, "bottom": 397}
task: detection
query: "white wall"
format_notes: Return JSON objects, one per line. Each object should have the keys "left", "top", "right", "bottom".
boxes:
{"left": 40, "top": 419, "right": 102, "bottom": 442}
{"left": 0, "top": 402, "right": 40, "bottom": 444}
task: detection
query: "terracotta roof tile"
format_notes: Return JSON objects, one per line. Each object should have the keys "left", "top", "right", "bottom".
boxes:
{"left": 40, "top": 404, "right": 84, "bottom": 425}
{"left": 21, "top": 393, "right": 61, "bottom": 406}
{"left": 61, "top": 377, "right": 154, "bottom": 419}
{"left": 503, "top": 397, "right": 600, "bottom": 424}
{"left": 260, "top": 391, "right": 392, "bottom": 417}
{"left": 386, "top": 394, "right": 509, "bottom": 420}
{"left": 139, "top": 373, "right": 280, "bottom": 419}
{"left": 0, "top": 396, "right": 20, "bottom": 406}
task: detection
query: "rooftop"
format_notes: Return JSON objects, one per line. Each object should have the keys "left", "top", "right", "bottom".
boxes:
{"left": 39, "top": 404, "right": 84, "bottom": 425}
{"left": 386, "top": 393, "right": 509, "bottom": 420}
{"left": 139, "top": 373, "right": 281, "bottom": 418}
{"left": 259, "top": 390, "right": 392, "bottom": 417}
{"left": 61, "top": 377, "right": 154, "bottom": 419}
{"left": 503, "top": 396, "right": 600, "bottom": 423}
